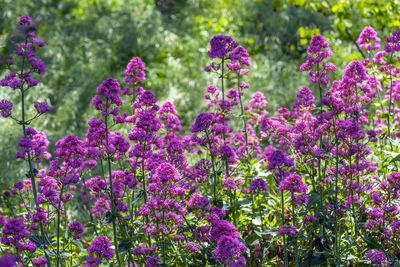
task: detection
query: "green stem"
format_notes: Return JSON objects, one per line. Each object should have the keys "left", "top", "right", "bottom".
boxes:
{"left": 292, "top": 202, "right": 299, "bottom": 267}
{"left": 237, "top": 73, "right": 249, "bottom": 157}
{"left": 56, "top": 185, "right": 64, "bottom": 267}
{"left": 104, "top": 115, "right": 123, "bottom": 267}
{"left": 333, "top": 118, "right": 340, "bottom": 266}
{"left": 281, "top": 191, "right": 288, "bottom": 267}
{"left": 205, "top": 129, "right": 218, "bottom": 204}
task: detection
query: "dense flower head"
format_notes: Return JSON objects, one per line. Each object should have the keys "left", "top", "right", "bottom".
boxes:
{"left": 228, "top": 46, "right": 250, "bottom": 66}
{"left": 32, "top": 257, "right": 48, "bottom": 267}
{"left": 343, "top": 60, "right": 368, "bottom": 84}
{"left": 68, "top": 221, "right": 84, "bottom": 239}
{"left": 213, "top": 235, "right": 247, "bottom": 267}
{"left": 357, "top": 26, "right": 381, "bottom": 51}
{"left": 190, "top": 112, "right": 215, "bottom": 133}
{"left": 278, "top": 225, "right": 297, "bottom": 236}
{"left": 278, "top": 174, "right": 308, "bottom": 194}
{"left": 210, "top": 220, "right": 240, "bottom": 243}
{"left": 124, "top": 57, "right": 146, "bottom": 83}
{"left": 366, "top": 249, "right": 390, "bottom": 266}
{"left": 249, "top": 178, "right": 268, "bottom": 193}
{"left": 186, "top": 241, "right": 200, "bottom": 253}
{"left": 249, "top": 92, "right": 268, "bottom": 110}
{"left": 30, "top": 58, "right": 46, "bottom": 74}
{"left": 18, "top": 16, "right": 32, "bottom": 25}
{"left": 385, "top": 30, "right": 400, "bottom": 53}
{"left": 300, "top": 35, "right": 335, "bottom": 85}
{"left": 226, "top": 46, "right": 251, "bottom": 74}
{"left": 33, "top": 101, "right": 50, "bottom": 114}
{"left": 186, "top": 193, "right": 210, "bottom": 209}
{"left": 0, "top": 99, "right": 13, "bottom": 118}
{"left": 303, "top": 215, "right": 317, "bottom": 223}
{"left": 87, "top": 236, "right": 114, "bottom": 262}
{"left": 293, "top": 86, "right": 315, "bottom": 109}
{"left": 0, "top": 253, "right": 16, "bottom": 267}
{"left": 132, "top": 90, "right": 158, "bottom": 109}
{"left": 1, "top": 218, "right": 29, "bottom": 246}
{"left": 92, "top": 77, "right": 122, "bottom": 116}
{"left": 14, "top": 128, "right": 51, "bottom": 163}
{"left": 307, "top": 35, "right": 329, "bottom": 53}
{"left": 55, "top": 135, "right": 84, "bottom": 168}
{"left": 266, "top": 150, "right": 294, "bottom": 170}
{"left": 153, "top": 163, "right": 181, "bottom": 183}
{"left": 158, "top": 102, "right": 182, "bottom": 131}
{"left": 208, "top": 35, "right": 239, "bottom": 59}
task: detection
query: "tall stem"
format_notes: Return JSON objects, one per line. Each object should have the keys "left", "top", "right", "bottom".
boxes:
{"left": 104, "top": 115, "right": 122, "bottom": 266}
{"left": 281, "top": 191, "right": 288, "bottom": 266}
{"left": 333, "top": 118, "right": 340, "bottom": 266}
{"left": 317, "top": 73, "right": 326, "bottom": 241}
{"left": 205, "top": 129, "right": 218, "bottom": 204}
{"left": 292, "top": 202, "right": 299, "bottom": 267}
{"left": 140, "top": 144, "right": 152, "bottom": 246}
{"left": 56, "top": 185, "right": 64, "bottom": 267}
{"left": 221, "top": 57, "right": 226, "bottom": 131}
{"left": 387, "top": 54, "right": 394, "bottom": 144}
{"left": 237, "top": 73, "right": 249, "bottom": 156}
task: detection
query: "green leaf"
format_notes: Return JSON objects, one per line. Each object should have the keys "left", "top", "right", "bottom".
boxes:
{"left": 102, "top": 212, "right": 116, "bottom": 225}
{"left": 60, "top": 252, "right": 72, "bottom": 258}
{"left": 307, "top": 192, "right": 321, "bottom": 209}
{"left": 390, "top": 154, "right": 400, "bottom": 163}
{"left": 72, "top": 239, "right": 84, "bottom": 249}
{"left": 45, "top": 249, "right": 57, "bottom": 256}
{"left": 28, "top": 235, "right": 51, "bottom": 248}
{"left": 244, "top": 232, "right": 260, "bottom": 246}
{"left": 118, "top": 240, "right": 132, "bottom": 253}
{"left": 132, "top": 191, "right": 145, "bottom": 204}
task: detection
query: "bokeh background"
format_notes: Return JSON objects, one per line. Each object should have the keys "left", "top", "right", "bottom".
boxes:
{"left": 1, "top": 0, "right": 399, "bottom": 184}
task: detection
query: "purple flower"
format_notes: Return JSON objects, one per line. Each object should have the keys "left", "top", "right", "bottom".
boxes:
{"left": 31, "top": 38, "right": 45, "bottom": 47}
{"left": 0, "top": 253, "right": 16, "bottom": 267}
{"left": 190, "top": 112, "right": 214, "bottom": 132}
{"left": 342, "top": 60, "right": 368, "bottom": 84}
{"left": 124, "top": 57, "right": 146, "bottom": 83}
{"left": 210, "top": 220, "right": 240, "bottom": 243}
{"left": 34, "top": 101, "right": 50, "bottom": 114}
{"left": 366, "top": 249, "right": 390, "bottom": 266}
{"left": 55, "top": 135, "right": 84, "bottom": 168}
{"left": 213, "top": 235, "right": 247, "bottom": 267}
{"left": 68, "top": 221, "right": 84, "bottom": 239}
{"left": 153, "top": 163, "right": 180, "bottom": 183}
{"left": 249, "top": 178, "right": 268, "bottom": 193}
{"left": 384, "top": 30, "right": 400, "bottom": 53}
{"left": 29, "top": 58, "right": 46, "bottom": 75}
{"left": 86, "top": 236, "right": 114, "bottom": 263}
{"left": 32, "top": 257, "right": 47, "bottom": 267}
{"left": 278, "top": 174, "right": 308, "bottom": 194}
{"left": 357, "top": 26, "right": 381, "bottom": 51}
{"left": 208, "top": 35, "right": 239, "bottom": 59}
{"left": 278, "top": 225, "right": 297, "bottom": 236}
{"left": 266, "top": 150, "right": 293, "bottom": 170}
{"left": 300, "top": 35, "right": 335, "bottom": 85}
{"left": 1, "top": 218, "right": 30, "bottom": 246}
{"left": 92, "top": 77, "right": 122, "bottom": 117}
{"left": 133, "top": 90, "right": 157, "bottom": 108}
{"left": 186, "top": 241, "right": 200, "bottom": 253}
{"left": 0, "top": 99, "right": 13, "bottom": 118}
{"left": 303, "top": 215, "right": 317, "bottom": 223}
{"left": 18, "top": 16, "right": 32, "bottom": 25}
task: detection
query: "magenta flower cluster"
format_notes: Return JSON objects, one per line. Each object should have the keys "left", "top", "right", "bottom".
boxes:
{"left": 3, "top": 16, "right": 400, "bottom": 267}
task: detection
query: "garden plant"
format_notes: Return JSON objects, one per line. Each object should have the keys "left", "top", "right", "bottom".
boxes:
{"left": 1, "top": 15, "right": 400, "bottom": 267}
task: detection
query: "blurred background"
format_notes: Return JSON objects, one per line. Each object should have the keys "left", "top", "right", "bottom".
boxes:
{"left": 0, "top": 0, "right": 399, "bottom": 184}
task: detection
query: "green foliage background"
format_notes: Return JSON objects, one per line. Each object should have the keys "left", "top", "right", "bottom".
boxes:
{"left": 0, "top": 0, "right": 398, "bottom": 184}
